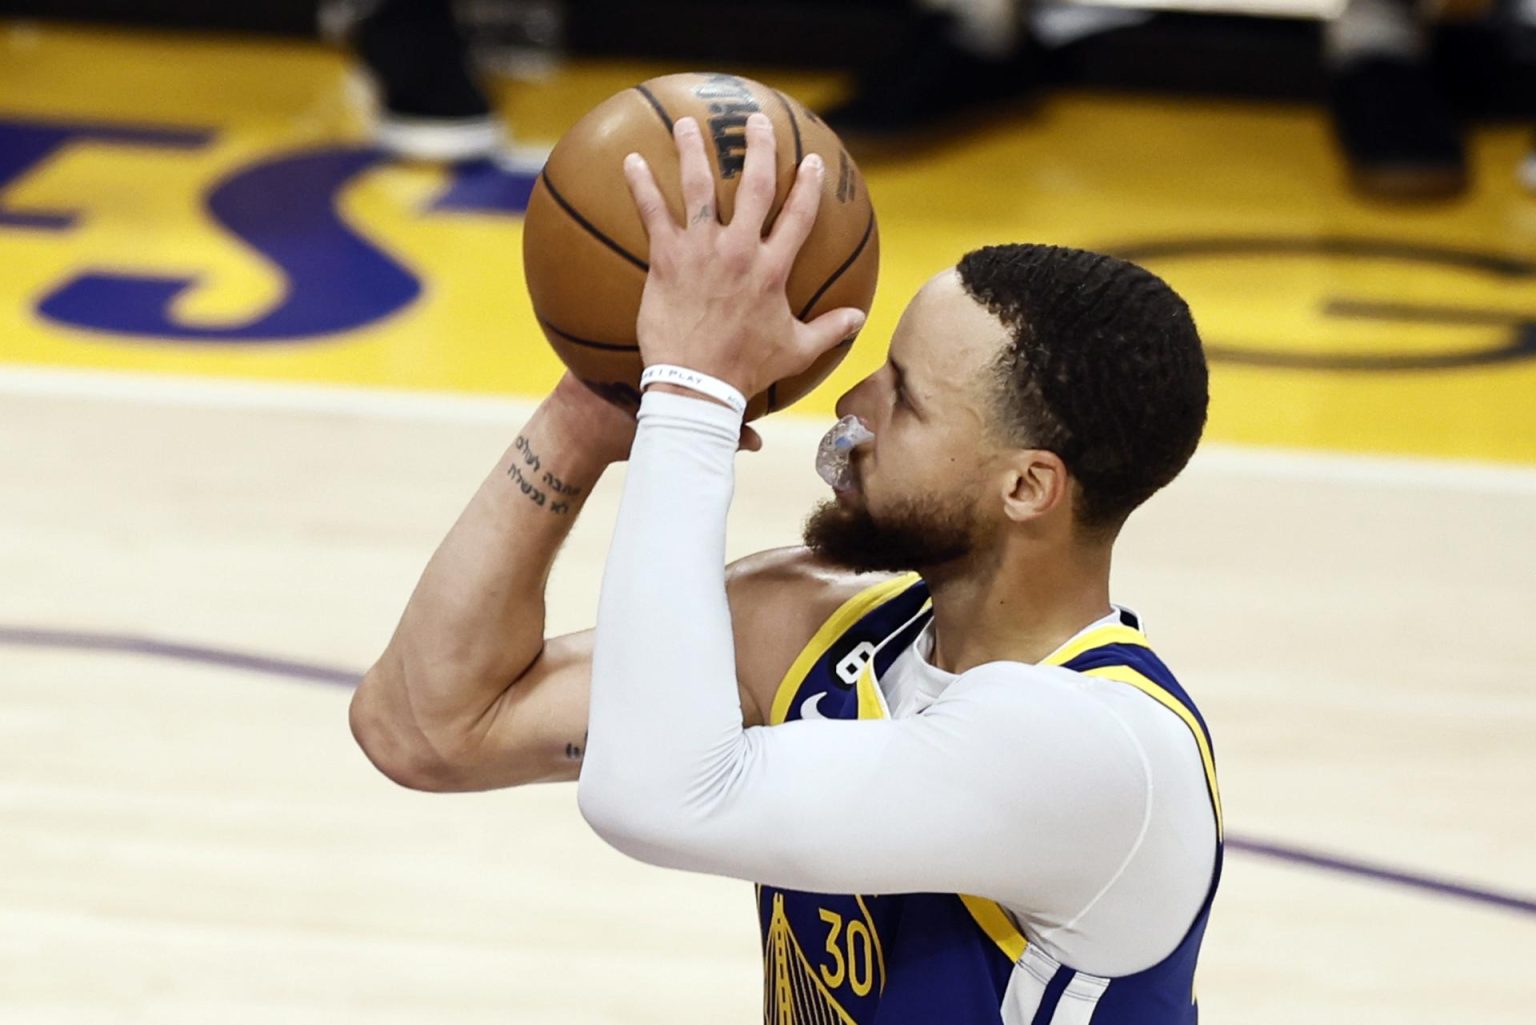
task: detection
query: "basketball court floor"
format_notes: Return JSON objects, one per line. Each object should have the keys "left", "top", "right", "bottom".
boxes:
{"left": 2, "top": 20, "right": 1533, "bottom": 1025}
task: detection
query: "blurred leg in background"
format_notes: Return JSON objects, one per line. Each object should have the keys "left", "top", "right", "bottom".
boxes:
{"left": 350, "top": 0, "right": 506, "bottom": 161}
{"left": 821, "top": 0, "right": 1146, "bottom": 138}
{"left": 1324, "top": 0, "right": 1467, "bottom": 198}
{"left": 822, "top": 0, "right": 1035, "bottom": 135}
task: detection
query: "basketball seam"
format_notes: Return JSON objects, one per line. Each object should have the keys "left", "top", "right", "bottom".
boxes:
{"left": 772, "top": 90, "right": 804, "bottom": 165}
{"left": 539, "top": 171, "right": 650, "bottom": 274}
{"left": 633, "top": 84, "right": 674, "bottom": 131}
{"left": 541, "top": 318, "right": 639, "bottom": 352}
{"left": 796, "top": 211, "right": 876, "bottom": 319}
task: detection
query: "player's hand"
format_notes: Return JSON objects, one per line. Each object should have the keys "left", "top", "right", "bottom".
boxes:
{"left": 622, "top": 112, "right": 866, "bottom": 402}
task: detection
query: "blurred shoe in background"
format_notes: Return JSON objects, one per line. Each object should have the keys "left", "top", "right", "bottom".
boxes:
{"left": 819, "top": 0, "right": 1149, "bottom": 142}
{"left": 348, "top": 0, "right": 506, "bottom": 162}
{"left": 821, "top": 3, "right": 1037, "bottom": 138}
{"left": 1328, "top": 57, "right": 1467, "bottom": 199}
{"left": 1324, "top": 0, "right": 1467, "bottom": 199}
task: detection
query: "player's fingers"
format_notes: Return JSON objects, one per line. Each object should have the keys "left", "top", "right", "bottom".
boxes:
{"left": 732, "top": 112, "right": 777, "bottom": 233}
{"left": 799, "top": 306, "right": 867, "bottom": 362}
{"left": 738, "top": 425, "right": 763, "bottom": 452}
{"left": 674, "top": 117, "right": 717, "bottom": 228}
{"left": 622, "top": 153, "right": 675, "bottom": 237}
{"left": 766, "top": 154, "right": 824, "bottom": 264}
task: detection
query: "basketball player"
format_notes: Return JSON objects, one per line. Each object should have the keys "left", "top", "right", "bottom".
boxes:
{"left": 351, "top": 113, "right": 1220, "bottom": 1024}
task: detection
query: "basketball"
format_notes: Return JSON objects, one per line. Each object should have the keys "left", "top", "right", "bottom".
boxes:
{"left": 522, "top": 72, "right": 879, "bottom": 419}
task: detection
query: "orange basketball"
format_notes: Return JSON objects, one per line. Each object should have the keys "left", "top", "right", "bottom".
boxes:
{"left": 521, "top": 72, "right": 879, "bottom": 419}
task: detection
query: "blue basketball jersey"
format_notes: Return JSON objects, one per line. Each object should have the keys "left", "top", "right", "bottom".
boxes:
{"left": 757, "top": 574, "right": 1223, "bottom": 1025}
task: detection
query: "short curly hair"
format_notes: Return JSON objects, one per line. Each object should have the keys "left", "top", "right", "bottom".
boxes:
{"left": 957, "top": 244, "right": 1208, "bottom": 531}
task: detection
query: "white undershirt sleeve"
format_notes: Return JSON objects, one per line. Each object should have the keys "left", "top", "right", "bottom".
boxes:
{"left": 579, "top": 390, "right": 1156, "bottom": 915}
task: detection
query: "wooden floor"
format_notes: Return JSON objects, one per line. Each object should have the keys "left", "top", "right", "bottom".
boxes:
{"left": 2, "top": 20, "right": 1534, "bottom": 1025}
{"left": 1, "top": 373, "right": 1532, "bottom": 1024}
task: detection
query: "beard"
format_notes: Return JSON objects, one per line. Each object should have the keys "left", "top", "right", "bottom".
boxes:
{"left": 802, "top": 489, "right": 983, "bottom": 574}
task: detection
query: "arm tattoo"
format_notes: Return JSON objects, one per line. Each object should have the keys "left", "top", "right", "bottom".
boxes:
{"left": 564, "top": 731, "right": 587, "bottom": 762}
{"left": 509, "top": 435, "right": 585, "bottom": 515}
{"left": 692, "top": 204, "right": 714, "bottom": 226}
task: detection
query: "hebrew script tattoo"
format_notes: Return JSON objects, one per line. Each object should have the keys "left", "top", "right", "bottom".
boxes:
{"left": 508, "top": 435, "right": 584, "bottom": 515}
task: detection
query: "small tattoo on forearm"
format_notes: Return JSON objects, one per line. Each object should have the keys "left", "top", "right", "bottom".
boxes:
{"left": 509, "top": 435, "right": 583, "bottom": 514}
{"left": 541, "top": 470, "right": 582, "bottom": 498}
{"left": 513, "top": 435, "right": 542, "bottom": 473}
{"left": 565, "top": 731, "right": 587, "bottom": 762}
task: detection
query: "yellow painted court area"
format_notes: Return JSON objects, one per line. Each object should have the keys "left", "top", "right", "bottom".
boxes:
{"left": 4, "top": 23, "right": 1536, "bottom": 463}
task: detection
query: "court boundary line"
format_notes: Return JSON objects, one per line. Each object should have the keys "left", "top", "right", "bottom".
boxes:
{"left": 3, "top": 363, "right": 1535, "bottom": 494}
{"left": 4, "top": 621, "right": 1535, "bottom": 921}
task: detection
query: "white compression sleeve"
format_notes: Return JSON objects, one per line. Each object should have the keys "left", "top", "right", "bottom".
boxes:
{"left": 582, "top": 389, "right": 748, "bottom": 871}
{"left": 580, "top": 390, "right": 1211, "bottom": 973}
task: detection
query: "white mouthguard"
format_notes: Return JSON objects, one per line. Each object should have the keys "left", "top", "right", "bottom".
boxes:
{"left": 815, "top": 415, "right": 876, "bottom": 490}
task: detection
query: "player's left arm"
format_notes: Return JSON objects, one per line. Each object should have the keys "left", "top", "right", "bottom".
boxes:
{"left": 578, "top": 112, "right": 1147, "bottom": 906}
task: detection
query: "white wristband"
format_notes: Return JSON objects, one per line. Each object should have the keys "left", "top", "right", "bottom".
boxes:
{"left": 640, "top": 364, "right": 748, "bottom": 416}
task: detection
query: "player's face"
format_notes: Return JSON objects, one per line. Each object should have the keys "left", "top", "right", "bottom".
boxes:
{"left": 804, "top": 270, "right": 1013, "bottom": 573}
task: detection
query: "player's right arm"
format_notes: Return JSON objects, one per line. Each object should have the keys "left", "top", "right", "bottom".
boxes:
{"left": 348, "top": 373, "right": 858, "bottom": 792}
{"left": 348, "top": 373, "right": 636, "bottom": 792}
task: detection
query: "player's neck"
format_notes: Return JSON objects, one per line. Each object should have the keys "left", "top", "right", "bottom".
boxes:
{"left": 924, "top": 542, "right": 1113, "bottom": 674}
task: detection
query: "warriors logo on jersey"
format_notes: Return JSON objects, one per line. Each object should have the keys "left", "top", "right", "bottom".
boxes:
{"left": 757, "top": 575, "right": 1223, "bottom": 1025}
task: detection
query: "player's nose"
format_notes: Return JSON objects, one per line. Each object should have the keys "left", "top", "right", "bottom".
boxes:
{"left": 833, "top": 374, "right": 874, "bottom": 421}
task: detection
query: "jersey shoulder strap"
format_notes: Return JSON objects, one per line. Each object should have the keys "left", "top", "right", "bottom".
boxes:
{"left": 965, "top": 613, "right": 1223, "bottom": 966}
{"left": 1044, "top": 616, "right": 1223, "bottom": 837}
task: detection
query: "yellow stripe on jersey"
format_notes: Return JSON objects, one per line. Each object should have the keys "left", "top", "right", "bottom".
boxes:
{"left": 855, "top": 662, "right": 889, "bottom": 721}
{"left": 768, "top": 573, "right": 920, "bottom": 726}
{"left": 958, "top": 894, "right": 1029, "bottom": 964}
{"left": 1079, "top": 663, "right": 1225, "bottom": 837}
{"left": 1041, "top": 622, "right": 1151, "bottom": 667}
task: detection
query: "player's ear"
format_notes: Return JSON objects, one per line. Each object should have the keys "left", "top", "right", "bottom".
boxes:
{"left": 998, "top": 449, "right": 1069, "bottom": 523}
